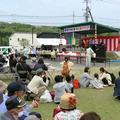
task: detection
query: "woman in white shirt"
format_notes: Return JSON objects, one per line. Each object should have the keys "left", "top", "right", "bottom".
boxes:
{"left": 99, "top": 67, "right": 112, "bottom": 86}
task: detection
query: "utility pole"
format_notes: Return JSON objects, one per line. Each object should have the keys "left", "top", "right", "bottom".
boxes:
{"left": 84, "top": 0, "right": 94, "bottom": 22}
{"left": 72, "top": 11, "right": 75, "bottom": 46}
{"left": 84, "top": 0, "right": 89, "bottom": 22}
{"left": 32, "top": 27, "right": 34, "bottom": 45}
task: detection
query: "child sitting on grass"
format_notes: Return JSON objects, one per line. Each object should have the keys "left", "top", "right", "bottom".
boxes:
{"left": 65, "top": 75, "right": 74, "bottom": 93}
{"left": 54, "top": 93, "right": 83, "bottom": 120}
{"left": 89, "top": 73, "right": 103, "bottom": 89}
{"left": 53, "top": 75, "right": 66, "bottom": 104}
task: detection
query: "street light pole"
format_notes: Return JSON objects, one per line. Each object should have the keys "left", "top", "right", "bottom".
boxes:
{"left": 32, "top": 27, "right": 34, "bottom": 45}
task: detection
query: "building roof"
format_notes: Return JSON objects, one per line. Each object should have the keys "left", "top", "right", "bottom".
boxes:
{"left": 37, "top": 32, "right": 60, "bottom": 38}
{"left": 59, "top": 21, "right": 120, "bottom": 34}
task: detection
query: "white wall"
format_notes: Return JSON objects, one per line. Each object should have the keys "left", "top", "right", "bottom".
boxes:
{"left": 36, "top": 38, "right": 66, "bottom": 46}
{"left": 9, "top": 33, "right": 37, "bottom": 50}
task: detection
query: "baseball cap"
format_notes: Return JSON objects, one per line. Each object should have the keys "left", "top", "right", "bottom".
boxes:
{"left": 7, "top": 82, "right": 25, "bottom": 94}
{"left": 5, "top": 96, "right": 26, "bottom": 110}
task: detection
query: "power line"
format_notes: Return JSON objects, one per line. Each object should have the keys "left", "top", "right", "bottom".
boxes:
{"left": 0, "top": 14, "right": 83, "bottom": 19}
{"left": 102, "top": 0, "right": 120, "bottom": 5}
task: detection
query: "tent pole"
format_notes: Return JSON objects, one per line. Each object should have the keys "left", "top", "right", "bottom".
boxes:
{"left": 95, "top": 24, "right": 97, "bottom": 44}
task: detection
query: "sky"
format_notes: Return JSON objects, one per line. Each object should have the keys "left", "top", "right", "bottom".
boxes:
{"left": 0, "top": 0, "right": 120, "bottom": 27}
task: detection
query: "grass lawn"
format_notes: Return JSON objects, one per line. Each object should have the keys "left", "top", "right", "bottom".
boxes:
{"left": 31, "top": 66, "right": 120, "bottom": 120}
{"left": 1, "top": 63, "right": 120, "bottom": 120}
{"left": 32, "top": 87, "right": 120, "bottom": 120}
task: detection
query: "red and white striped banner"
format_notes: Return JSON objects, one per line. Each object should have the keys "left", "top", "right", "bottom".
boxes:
{"left": 82, "top": 36, "right": 120, "bottom": 51}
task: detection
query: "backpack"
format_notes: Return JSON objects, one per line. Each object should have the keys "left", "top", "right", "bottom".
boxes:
{"left": 61, "top": 62, "right": 70, "bottom": 76}
{"left": 73, "top": 79, "right": 80, "bottom": 89}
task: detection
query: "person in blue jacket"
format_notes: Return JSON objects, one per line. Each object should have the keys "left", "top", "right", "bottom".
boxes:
{"left": 113, "top": 71, "right": 120, "bottom": 100}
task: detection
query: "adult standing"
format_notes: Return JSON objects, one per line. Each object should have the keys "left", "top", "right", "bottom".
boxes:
{"left": 86, "top": 46, "right": 95, "bottom": 67}
{"left": 60, "top": 56, "right": 74, "bottom": 77}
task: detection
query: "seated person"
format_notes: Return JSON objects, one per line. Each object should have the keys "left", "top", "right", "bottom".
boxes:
{"left": 65, "top": 75, "right": 74, "bottom": 93}
{"left": 30, "top": 57, "right": 37, "bottom": 69}
{"left": 113, "top": 71, "right": 120, "bottom": 100}
{"left": 9, "top": 54, "right": 17, "bottom": 72}
{"left": 99, "top": 67, "right": 112, "bottom": 86}
{"left": 0, "top": 81, "right": 39, "bottom": 117}
{"left": 27, "top": 68, "right": 49, "bottom": 100}
{"left": 16, "top": 56, "right": 31, "bottom": 80}
{"left": 54, "top": 93, "right": 83, "bottom": 120}
{"left": 80, "top": 111, "right": 101, "bottom": 120}
{"left": 79, "top": 67, "right": 93, "bottom": 88}
{"left": 0, "top": 96, "right": 26, "bottom": 120}
{"left": 33, "top": 58, "right": 48, "bottom": 71}
{"left": 53, "top": 75, "right": 66, "bottom": 104}
{"left": 0, "top": 54, "right": 7, "bottom": 65}
{"left": 89, "top": 73, "right": 103, "bottom": 89}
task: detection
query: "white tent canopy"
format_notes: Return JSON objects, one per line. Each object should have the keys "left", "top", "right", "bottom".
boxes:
{"left": 36, "top": 38, "right": 66, "bottom": 46}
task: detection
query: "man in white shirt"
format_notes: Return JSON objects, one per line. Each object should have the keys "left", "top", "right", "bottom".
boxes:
{"left": 86, "top": 46, "right": 95, "bottom": 67}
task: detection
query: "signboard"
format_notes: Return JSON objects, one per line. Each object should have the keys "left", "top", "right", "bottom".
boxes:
{"left": 64, "top": 25, "right": 90, "bottom": 33}
{"left": 2, "top": 48, "right": 9, "bottom": 54}
{"left": 0, "top": 46, "right": 11, "bottom": 54}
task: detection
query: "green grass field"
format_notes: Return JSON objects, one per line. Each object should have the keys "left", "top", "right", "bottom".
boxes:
{"left": 31, "top": 66, "right": 120, "bottom": 120}
{"left": 1, "top": 63, "right": 120, "bottom": 120}
{"left": 32, "top": 87, "right": 120, "bottom": 120}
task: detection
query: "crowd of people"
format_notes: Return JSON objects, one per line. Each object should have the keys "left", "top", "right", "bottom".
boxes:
{"left": 0, "top": 50, "right": 120, "bottom": 119}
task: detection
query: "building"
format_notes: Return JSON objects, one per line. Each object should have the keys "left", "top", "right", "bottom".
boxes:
{"left": 60, "top": 21, "right": 120, "bottom": 51}
{"left": 9, "top": 32, "right": 37, "bottom": 51}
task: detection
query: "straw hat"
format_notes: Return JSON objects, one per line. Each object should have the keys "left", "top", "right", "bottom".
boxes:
{"left": 0, "top": 80, "right": 7, "bottom": 93}
{"left": 60, "top": 93, "right": 77, "bottom": 110}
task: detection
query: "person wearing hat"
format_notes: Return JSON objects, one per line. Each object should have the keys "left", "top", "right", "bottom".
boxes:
{"left": 0, "top": 96, "right": 26, "bottom": 120}
{"left": 0, "top": 82, "right": 39, "bottom": 117}
{"left": 0, "top": 82, "right": 26, "bottom": 113}
{"left": 54, "top": 93, "right": 83, "bottom": 120}
{"left": 27, "top": 68, "right": 49, "bottom": 100}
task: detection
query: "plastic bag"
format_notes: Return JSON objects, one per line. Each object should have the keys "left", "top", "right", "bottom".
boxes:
{"left": 40, "top": 90, "right": 52, "bottom": 103}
